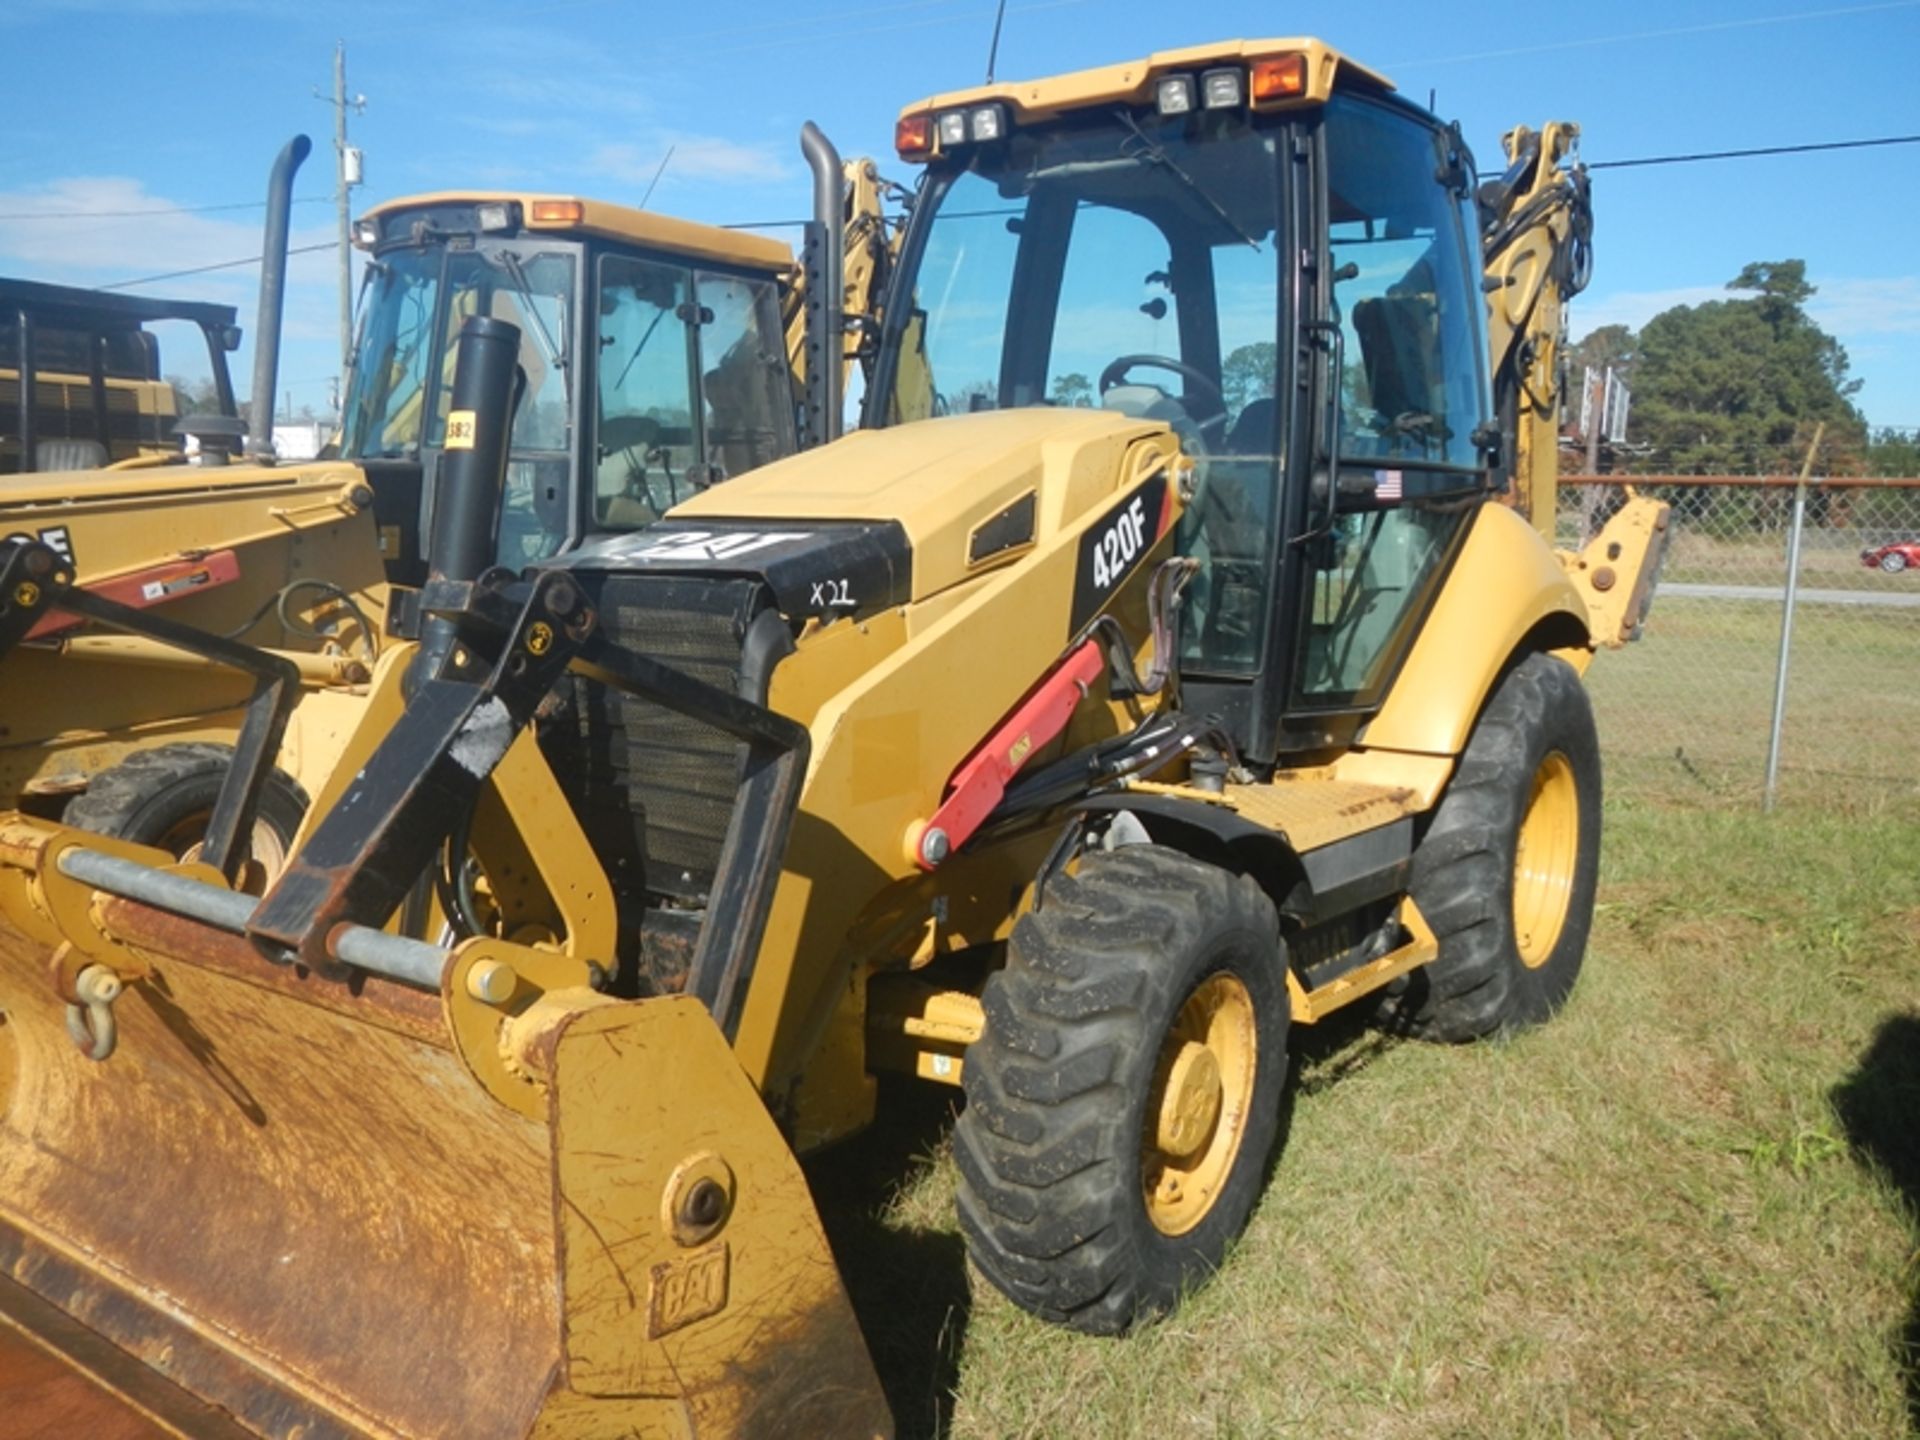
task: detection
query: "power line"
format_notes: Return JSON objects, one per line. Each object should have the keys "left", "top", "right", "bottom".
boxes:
{"left": 0, "top": 197, "right": 328, "bottom": 222}
{"left": 1591, "top": 134, "right": 1920, "bottom": 169}
{"left": 100, "top": 241, "right": 338, "bottom": 292}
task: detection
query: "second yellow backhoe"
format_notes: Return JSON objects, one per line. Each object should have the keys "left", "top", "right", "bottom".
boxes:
{"left": 0, "top": 133, "right": 898, "bottom": 857}
{"left": 0, "top": 36, "right": 1666, "bottom": 1438}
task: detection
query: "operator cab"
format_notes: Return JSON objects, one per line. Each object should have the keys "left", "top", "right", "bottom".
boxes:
{"left": 338, "top": 194, "right": 798, "bottom": 582}
{"left": 874, "top": 41, "right": 1495, "bottom": 764}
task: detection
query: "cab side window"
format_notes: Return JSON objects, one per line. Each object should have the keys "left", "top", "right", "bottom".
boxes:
{"left": 694, "top": 270, "right": 795, "bottom": 483}
{"left": 1326, "top": 100, "right": 1484, "bottom": 469}
{"left": 1292, "top": 98, "right": 1489, "bottom": 708}
{"left": 596, "top": 256, "right": 699, "bottom": 528}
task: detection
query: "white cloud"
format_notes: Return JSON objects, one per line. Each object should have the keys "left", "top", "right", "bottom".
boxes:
{"left": 0, "top": 177, "right": 333, "bottom": 282}
{"left": 1570, "top": 274, "right": 1920, "bottom": 344}
{"left": 1567, "top": 285, "right": 1724, "bottom": 338}
{"left": 0, "top": 175, "right": 346, "bottom": 407}
{"left": 1806, "top": 277, "right": 1920, "bottom": 338}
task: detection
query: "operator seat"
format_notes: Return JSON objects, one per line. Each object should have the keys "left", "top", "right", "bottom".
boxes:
{"left": 1224, "top": 398, "right": 1276, "bottom": 457}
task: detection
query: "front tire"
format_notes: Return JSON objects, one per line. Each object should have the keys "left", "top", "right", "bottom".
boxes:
{"left": 1379, "top": 652, "right": 1601, "bottom": 1041}
{"left": 954, "top": 845, "right": 1289, "bottom": 1334}
{"left": 1881, "top": 552, "right": 1909, "bottom": 574}
{"left": 63, "top": 743, "right": 307, "bottom": 886}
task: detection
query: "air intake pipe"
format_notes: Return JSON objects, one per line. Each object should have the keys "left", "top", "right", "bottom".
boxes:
{"left": 415, "top": 315, "right": 523, "bottom": 680}
{"left": 245, "top": 134, "right": 313, "bottom": 461}
{"left": 799, "top": 121, "right": 845, "bottom": 449}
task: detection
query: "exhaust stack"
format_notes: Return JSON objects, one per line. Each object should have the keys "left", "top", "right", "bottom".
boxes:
{"left": 799, "top": 121, "right": 845, "bottom": 449}
{"left": 244, "top": 134, "right": 313, "bottom": 461}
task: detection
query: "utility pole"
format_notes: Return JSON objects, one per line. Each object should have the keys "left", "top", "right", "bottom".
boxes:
{"left": 320, "top": 43, "right": 366, "bottom": 378}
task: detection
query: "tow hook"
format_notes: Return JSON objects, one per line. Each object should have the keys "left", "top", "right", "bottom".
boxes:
{"left": 64, "top": 965, "right": 124, "bottom": 1062}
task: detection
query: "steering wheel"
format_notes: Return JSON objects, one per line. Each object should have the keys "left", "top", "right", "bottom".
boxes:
{"left": 1098, "top": 353, "right": 1228, "bottom": 435}
{"left": 1099, "top": 353, "right": 1234, "bottom": 533}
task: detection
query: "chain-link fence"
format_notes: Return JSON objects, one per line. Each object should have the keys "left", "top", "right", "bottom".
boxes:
{"left": 1558, "top": 477, "right": 1920, "bottom": 807}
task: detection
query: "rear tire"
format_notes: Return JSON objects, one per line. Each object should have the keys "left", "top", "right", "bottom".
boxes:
{"left": 954, "top": 845, "right": 1289, "bottom": 1334}
{"left": 63, "top": 743, "right": 307, "bottom": 885}
{"left": 1378, "top": 652, "right": 1601, "bottom": 1041}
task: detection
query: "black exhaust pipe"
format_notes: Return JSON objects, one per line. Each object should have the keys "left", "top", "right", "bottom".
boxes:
{"left": 799, "top": 121, "right": 844, "bottom": 449}
{"left": 245, "top": 134, "right": 313, "bottom": 461}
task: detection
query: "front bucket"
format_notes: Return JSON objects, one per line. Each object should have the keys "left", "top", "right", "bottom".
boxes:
{"left": 0, "top": 819, "right": 890, "bottom": 1439}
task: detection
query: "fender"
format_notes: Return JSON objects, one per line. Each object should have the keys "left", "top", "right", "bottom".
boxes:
{"left": 1360, "top": 502, "right": 1590, "bottom": 758}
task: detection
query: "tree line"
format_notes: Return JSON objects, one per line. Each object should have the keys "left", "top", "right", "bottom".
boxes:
{"left": 1568, "top": 259, "right": 1912, "bottom": 477}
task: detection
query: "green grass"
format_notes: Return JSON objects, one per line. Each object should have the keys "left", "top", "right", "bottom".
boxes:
{"left": 1655, "top": 529, "right": 1917, "bottom": 594}
{"left": 814, "top": 794, "right": 1920, "bottom": 1437}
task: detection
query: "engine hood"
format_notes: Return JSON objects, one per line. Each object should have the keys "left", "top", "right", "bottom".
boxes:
{"left": 563, "top": 409, "right": 1176, "bottom": 612}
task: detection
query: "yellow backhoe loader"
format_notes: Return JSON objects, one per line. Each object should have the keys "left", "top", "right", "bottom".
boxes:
{"left": 0, "top": 133, "right": 897, "bottom": 849}
{"left": 0, "top": 37, "right": 1666, "bottom": 1438}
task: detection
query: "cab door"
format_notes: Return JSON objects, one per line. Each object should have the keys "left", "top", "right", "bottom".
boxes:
{"left": 1279, "top": 95, "right": 1493, "bottom": 741}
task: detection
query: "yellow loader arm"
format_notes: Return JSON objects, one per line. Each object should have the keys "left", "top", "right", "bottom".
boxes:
{"left": 1480, "top": 119, "right": 1591, "bottom": 538}
{"left": 783, "top": 155, "right": 900, "bottom": 395}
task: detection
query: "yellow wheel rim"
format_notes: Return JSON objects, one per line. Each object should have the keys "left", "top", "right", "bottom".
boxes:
{"left": 1142, "top": 972, "right": 1257, "bottom": 1237}
{"left": 1513, "top": 751, "right": 1579, "bottom": 969}
{"left": 163, "top": 812, "right": 292, "bottom": 893}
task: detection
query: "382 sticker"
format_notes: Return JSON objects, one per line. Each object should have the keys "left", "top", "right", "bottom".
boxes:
{"left": 1069, "top": 471, "right": 1169, "bottom": 632}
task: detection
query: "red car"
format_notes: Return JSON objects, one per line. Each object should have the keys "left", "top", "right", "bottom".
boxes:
{"left": 1861, "top": 540, "right": 1920, "bottom": 573}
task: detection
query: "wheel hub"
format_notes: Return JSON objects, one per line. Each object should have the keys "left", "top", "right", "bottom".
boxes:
{"left": 1513, "top": 750, "right": 1578, "bottom": 969}
{"left": 1155, "top": 1042, "right": 1222, "bottom": 1159}
{"left": 1141, "top": 972, "right": 1257, "bottom": 1237}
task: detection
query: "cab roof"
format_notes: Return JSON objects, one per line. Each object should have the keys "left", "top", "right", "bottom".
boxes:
{"left": 899, "top": 37, "right": 1393, "bottom": 124}
{"left": 357, "top": 192, "right": 792, "bottom": 274}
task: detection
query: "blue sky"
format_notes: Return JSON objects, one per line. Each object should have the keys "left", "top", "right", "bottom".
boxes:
{"left": 2, "top": 0, "right": 1915, "bottom": 431}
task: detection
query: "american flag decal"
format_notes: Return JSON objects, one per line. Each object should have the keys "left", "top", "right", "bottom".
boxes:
{"left": 1374, "top": 469, "right": 1404, "bottom": 501}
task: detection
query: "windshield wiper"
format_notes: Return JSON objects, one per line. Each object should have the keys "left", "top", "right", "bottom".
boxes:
{"left": 498, "top": 251, "right": 569, "bottom": 399}
{"left": 1114, "top": 110, "right": 1262, "bottom": 252}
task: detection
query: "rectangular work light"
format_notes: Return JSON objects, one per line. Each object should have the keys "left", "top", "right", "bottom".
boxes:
{"left": 1156, "top": 75, "right": 1196, "bottom": 116}
{"left": 1201, "top": 67, "right": 1245, "bottom": 110}
{"left": 969, "top": 104, "right": 1007, "bottom": 142}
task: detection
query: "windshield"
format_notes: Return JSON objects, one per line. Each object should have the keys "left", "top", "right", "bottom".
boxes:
{"left": 876, "top": 112, "right": 1284, "bottom": 675}
{"left": 876, "top": 113, "right": 1281, "bottom": 432}
{"left": 340, "top": 243, "right": 576, "bottom": 461}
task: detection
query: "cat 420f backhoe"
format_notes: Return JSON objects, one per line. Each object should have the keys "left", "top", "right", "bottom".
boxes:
{"left": 0, "top": 38, "right": 1665, "bottom": 1438}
